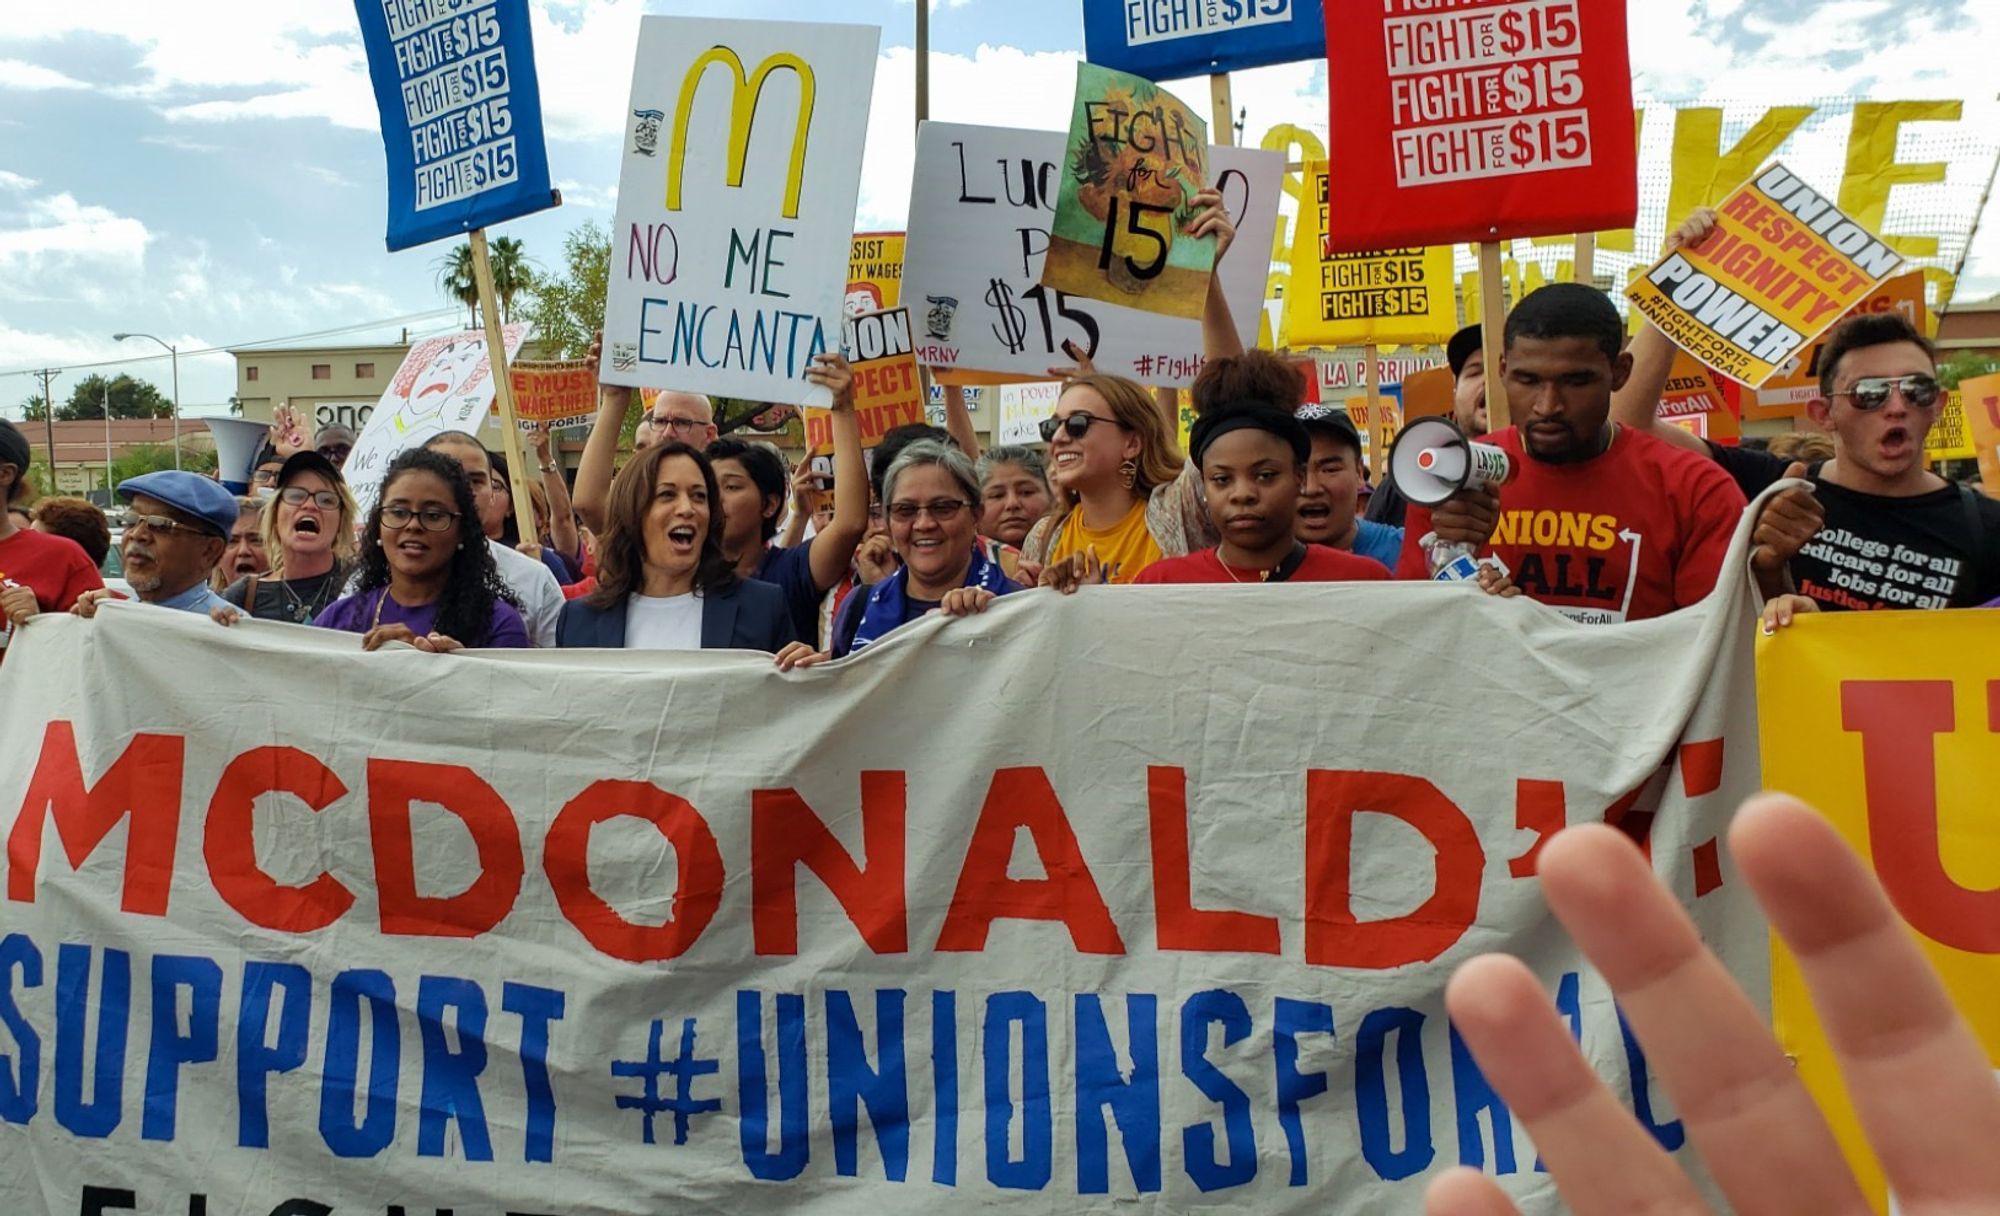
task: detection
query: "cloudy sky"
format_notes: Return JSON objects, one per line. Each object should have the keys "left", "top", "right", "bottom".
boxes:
{"left": 0, "top": 0, "right": 1995, "bottom": 416}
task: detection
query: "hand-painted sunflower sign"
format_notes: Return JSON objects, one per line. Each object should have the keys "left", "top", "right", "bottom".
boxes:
{"left": 1040, "top": 63, "right": 1216, "bottom": 320}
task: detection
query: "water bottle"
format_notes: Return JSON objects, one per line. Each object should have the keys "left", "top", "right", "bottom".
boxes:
{"left": 0, "top": 575, "right": 20, "bottom": 652}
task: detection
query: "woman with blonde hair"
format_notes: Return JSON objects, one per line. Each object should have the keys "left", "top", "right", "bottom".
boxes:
{"left": 1020, "top": 373, "right": 1210, "bottom": 586}
{"left": 219, "top": 450, "right": 360, "bottom": 623}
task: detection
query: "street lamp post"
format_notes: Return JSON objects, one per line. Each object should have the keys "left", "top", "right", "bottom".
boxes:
{"left": 103, "top": 381, "right": 114, "bottom": 497}
{"left": 112, "top": 332, "right": 180, "bottom": 470}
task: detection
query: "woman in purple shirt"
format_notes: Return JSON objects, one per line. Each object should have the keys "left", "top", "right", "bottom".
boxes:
{"left": 314, "top": 447, "right": 529, "bottom": 650}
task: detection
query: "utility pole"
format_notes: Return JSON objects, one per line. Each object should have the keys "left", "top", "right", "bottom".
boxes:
{"left": 35, "top": 368, "right": 60, "bottom": 488}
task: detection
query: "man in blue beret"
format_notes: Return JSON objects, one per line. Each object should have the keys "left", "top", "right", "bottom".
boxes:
{"left": 71, "top": 470, "right": 237, "bottom": 617}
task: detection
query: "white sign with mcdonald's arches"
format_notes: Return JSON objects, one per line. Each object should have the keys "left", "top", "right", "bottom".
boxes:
{"left": 601, "top": 17, "right": 880, "bottom": 407}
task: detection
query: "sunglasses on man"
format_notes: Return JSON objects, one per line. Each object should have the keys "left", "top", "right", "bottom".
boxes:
{"left": 1831, "top": 374, "right": 1942, "bottom": 411}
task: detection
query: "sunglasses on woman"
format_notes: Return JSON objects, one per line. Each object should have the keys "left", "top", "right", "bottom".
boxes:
{"left": 1038, "top": 411, "right": 1121, "bottom": 443}
{"left": 886, "top": 498, "right": 970, "bottom": 523}
{"left": 1832, "top": 374, "right": 1942, "bottom": 411}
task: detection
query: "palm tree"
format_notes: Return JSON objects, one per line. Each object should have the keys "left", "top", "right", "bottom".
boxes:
{"left": 488, "top": 236, "right": 536, "bottom": 323}
{"left": 435, "top": 242, "right": 478, "bottom": 329}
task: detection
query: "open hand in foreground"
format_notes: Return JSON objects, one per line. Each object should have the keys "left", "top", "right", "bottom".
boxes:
{"left": 1427, "top": 795, "right": 2000, "bottom": 1215}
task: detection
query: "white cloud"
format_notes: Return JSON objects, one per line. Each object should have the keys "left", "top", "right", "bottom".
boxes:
{"left": 160, "top": 43, "right": 376, "bottom": 130}
{"left": 139, "top": 134, "right": 226, "bottom": 155}
{"left": 0, "top": 170, "right": 37, "bottom": 191}
{"left": 0, "top": 59, "right": 87, "bottom": 90}
{"left": 0, "top": 192, "right": 152, "bottom": 281}
{"left": 553, "top": 179, "right": 618, "bottom": 210}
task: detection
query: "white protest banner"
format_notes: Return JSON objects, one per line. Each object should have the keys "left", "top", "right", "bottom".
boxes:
{"left": 601, "top": 18, "right": 879, "bottom": 408}
{"left": 342, "top": 324, "right": 528, "bottom": 511}
{"left": 998, "top": 381, "right": 1062, "bottom": 445}
{"left": 0, "top": 501, "right": 1772, "bottom": 1212}
{"left": 904, "top": 123, "right": 1281, "bottom": 387}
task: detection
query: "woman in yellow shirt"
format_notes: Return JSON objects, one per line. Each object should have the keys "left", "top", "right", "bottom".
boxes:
{"left": 1021, "top": 374, "right": 1208, "bottom": 585}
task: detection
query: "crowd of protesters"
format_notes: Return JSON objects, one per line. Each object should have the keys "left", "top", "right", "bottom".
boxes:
{"left": 3, "top": 202, "right": 1996, "bottom": 663}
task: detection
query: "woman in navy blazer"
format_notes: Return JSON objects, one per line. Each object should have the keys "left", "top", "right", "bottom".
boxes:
{"left": 557, "top": 441, "right": 797, "bottom": 653}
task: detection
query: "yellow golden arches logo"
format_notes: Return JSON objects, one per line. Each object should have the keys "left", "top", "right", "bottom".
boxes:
{"left": 666, "top": 47, "right": 816, "bottom": 220}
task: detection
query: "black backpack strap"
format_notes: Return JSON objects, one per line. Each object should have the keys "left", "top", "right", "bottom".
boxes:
{"left": 1265, "top": 542, "right": 1311, "bottom": 584}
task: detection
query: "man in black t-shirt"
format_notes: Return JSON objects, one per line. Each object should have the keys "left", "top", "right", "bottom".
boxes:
{"left": 1615, "top": 224, "right": 2000, "bottom": 609}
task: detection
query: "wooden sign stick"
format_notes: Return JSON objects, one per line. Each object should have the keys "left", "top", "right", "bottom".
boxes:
{"left": 1477, "top": 241, "right": 1509, "bottom": 431}
{"left": 469, "top": 228, "right": 540, "bottom": 546}
{"left": 1364, "top": 341, "right": 1384, "bottom": 484}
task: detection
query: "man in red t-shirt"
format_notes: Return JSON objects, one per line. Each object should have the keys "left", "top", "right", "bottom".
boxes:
{"left": 0, "top": 421, "right": 103, "bottom": 645}
{"left": 1137, "top": 405, "right": 1391, "bottom": 585}
{"left": 1396, "top": 285, "right": 1747, "bottom": 623}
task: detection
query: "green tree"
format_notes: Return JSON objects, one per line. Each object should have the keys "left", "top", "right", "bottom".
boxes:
{"left": 436, "top": 236, "right": 538, "bottom": 328}
{"left": 58, "top": 374, "right": 172, "bottom": 422}
{"left": 21, "top": 453, "right": 54, "bottom": 503}
{"left": 488, "top": 235, "right": 535, "bottom": 323}
{"left": 522, "top": 220, "right": 610, "bottom": 360}
{"left": 1937, "top": 349, "right": 1999, "bottom": 390}
{"left": 111, "top": 443, "right": 213, "bottom": 486}
{"left": 436, "top": 241, "right": 479, "bottom": 329}
{"left": 21, "top": 393, "right": 50, "bottom": 422}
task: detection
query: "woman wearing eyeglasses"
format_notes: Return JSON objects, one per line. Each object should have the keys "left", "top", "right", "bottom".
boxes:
{"left": 218, "top": 451, "right": 359, "bottom": 624}
{"left": 805, "top": 439, "right": 1021, "bottom": 663}
{"left": 1019, "top": 373, "right": 1204, "bottom": 586}
{"left": 557, "top": 442, "right": 796, "bottom": 652}
{"left": 312, "top": 448, "right": 528, "bottom": 650}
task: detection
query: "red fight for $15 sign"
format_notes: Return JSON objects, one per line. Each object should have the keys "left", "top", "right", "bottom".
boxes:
{"left": 1324, "top": 0, "right": 1638, "bottom": 250}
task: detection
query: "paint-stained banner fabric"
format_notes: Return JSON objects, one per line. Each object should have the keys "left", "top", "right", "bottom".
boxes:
{"left": 0, "top": 511, "right": 1775, "bottom": 1213}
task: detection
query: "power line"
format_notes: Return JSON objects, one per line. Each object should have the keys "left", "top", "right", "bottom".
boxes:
{"left": 0, "top": 307, "right": 467, "bottom": 380}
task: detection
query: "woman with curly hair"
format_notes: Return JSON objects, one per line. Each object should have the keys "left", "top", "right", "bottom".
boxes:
{"left": 557, "top": 441, "right": 794, "bottom": 651}
{"left": 312, "top": 447, "right": 528, "bottom": 650}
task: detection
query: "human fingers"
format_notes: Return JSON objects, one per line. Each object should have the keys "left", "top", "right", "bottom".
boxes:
{"left": 773, "top": 642, "right": 816, "bottom": 671}
{"left": 1424, "top": 1167, "right": 1523, "bottom": 1216}
{"left": 1665, "top": 207, "right": 1721, "bottom": 252}
{"left": 1731, "top": 795, "right": 2000, "bottom": 1210}
{"left": 941, "top": 588, "right": 996, "bottom": 617}
{"left": 1444, "top": 954, "right": 1707, "bottom": 1214}
{"left": 361, "top": 624, "right": 416, "bottom": 653}
{"left": 1061, "top": 338, "right": 1097, "bottom": 377}
{"left": 208, "top": 605, "right": 240, "bottom": 627}
{"left": 1537, "top": 825, "right": 1872, "bottom": 1214}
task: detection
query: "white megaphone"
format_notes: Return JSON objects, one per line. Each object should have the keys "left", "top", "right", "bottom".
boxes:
{"left": 1388, "top": 416, "right": 1517, "bottom": 579}
{"left": 206, "top": 417, "right": 272, "bottom": 495}
{"left": 1388, "top": 416, "right": 1515, "bottom": 506}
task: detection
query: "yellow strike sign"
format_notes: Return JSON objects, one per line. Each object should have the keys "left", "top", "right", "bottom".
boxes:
{"left": 1283, "top": 162, "right": 1455, "bottom": 348}
{"left": 1758, "top": 612, "right": 2000, "bottom": 1213}
{"left": 1963, "top": 371, "right": 2000, "bottom": 501}
{"left": 666, "top": 48, "right": 814, "bottom": 220}
{"left": 1924, "top": 391, "right": 1976, "bottom": 462}
{"left": 1627, "top": 161, "right": 1903, "bottom": 387}
{"left": 847, "top": 231, "right": 905, "bottom": 313}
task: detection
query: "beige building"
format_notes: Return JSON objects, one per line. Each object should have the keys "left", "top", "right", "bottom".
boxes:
{"left": 33, "top": 418, "right": 212, "bottom": 498}
{"left": 231, "top": 342, "right": 413, "bottom": 436}
{"left": 230, "top": 338, "right": 561, "bottom": 443}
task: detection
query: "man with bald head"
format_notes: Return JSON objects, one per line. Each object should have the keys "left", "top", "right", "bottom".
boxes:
{"left": 634, "top": 390, "right": 717, "bottom": 453}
